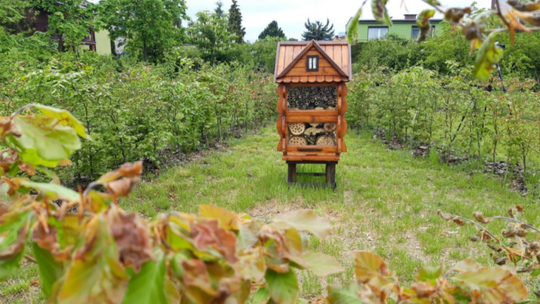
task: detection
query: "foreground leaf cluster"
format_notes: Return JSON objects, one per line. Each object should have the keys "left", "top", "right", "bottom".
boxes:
{"left": 351, "top": 0, "right": 540, "bottom": 81}
{"left": 328, "top": 251, "right": 530, "bottom": 304}
{"left": 440, "top": 205, "right": 540, "bottom": 298}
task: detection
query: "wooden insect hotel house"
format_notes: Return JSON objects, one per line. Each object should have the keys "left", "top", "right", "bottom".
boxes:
{"left": 274, "top": 40, "right": 351, "bottom": 187}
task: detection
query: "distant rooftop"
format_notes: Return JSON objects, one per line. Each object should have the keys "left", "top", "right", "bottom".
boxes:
{"left": 358, "top": 14, "right": 443, "bottom": 23}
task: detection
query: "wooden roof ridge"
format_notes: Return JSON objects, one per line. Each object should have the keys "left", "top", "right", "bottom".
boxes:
{"left": 275, "top": 40, "right": 349, "bottom": 81}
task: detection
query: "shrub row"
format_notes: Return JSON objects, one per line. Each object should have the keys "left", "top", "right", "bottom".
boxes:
{"left": 347, "top": 66, "right": 540, "bottom": 195}
{"left": 0, "top": 53, "right": 276, "bottom": 185}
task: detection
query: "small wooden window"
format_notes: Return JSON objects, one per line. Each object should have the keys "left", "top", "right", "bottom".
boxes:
{"left": 307, "top": 55, "right": 319, "bottom": 71}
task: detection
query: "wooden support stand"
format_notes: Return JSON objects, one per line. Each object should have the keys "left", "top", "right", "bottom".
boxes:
{"left": 286, "top": 161, "right": 337, "bottom": 189}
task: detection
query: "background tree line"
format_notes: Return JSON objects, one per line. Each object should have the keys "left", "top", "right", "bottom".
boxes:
{"left": 0, "top": 0, "right": 339, "bottom": 72}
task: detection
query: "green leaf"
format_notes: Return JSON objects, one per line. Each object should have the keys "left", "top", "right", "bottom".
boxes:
{"left": 4, "top": 116, "right": 81, "bottom": 167}
{"left": 347, "top": 7, "right": 363, "bottom": 44}
{"left": 326, "top": 284, "right": 363, "bottom": 304}
{"left": 531, "top": 269, "right": 540, "bottom": 277}
{"left": 21, "top": 180, "right": 80, "bottom": 202}
{"left": 121, "top": 254, "right": 167, "bottom": 304}
{"left": 58, "top": 218, "right": 127, "bottom": 304}
{"left": 33, "top": 243, "right": 63, "bottom": 296}
{"left": 417, "top": 9, "right": 436, "bottom": 42}
{"left": 34, "top": 104, "right": 89, "bottom": 139}
{"left": 473, "top": 32, "right": 503, "bottom": 81}
{"left": 252, "top": 287, "right": 270, "bottom": 304}
{"left": 265, "top": 269, "right": 299, "bottom": 304}
{"left": 0, "top": 210, "right": 31, "bottom": 260}
{"left": 354, "top": 251, "right": 391, "bottom": 283}
{"left": 372, "top": 0, "right": 392, "bottom": 26}
{"left": 0, "top": 250, "right": 24, "bottom": 281}
{"left": 199, "top": 204, "right": 238, "bottom": 230}
{"left": 418, "top": 264, "right": 443, "bottom": 284}
{"left": 273, "top": 209, "right": 331, "bottom": 239}
{"left": 303, "top": 252, "right": 344, "bottom": 276}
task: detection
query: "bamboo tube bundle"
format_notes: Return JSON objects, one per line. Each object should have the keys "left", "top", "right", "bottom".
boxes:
{"left": 316, "top": 135, "right": 336, "bottom": 146}
{"left": 288, "top": 123, "right": 306, "bottom": 135}
{"left": 324, "top": 123, "right": 336, "bottom": 132}
{"left": 287, "top": 86, "right": 338, "bottom": 110}
{"left": 289, "top": 136, "right": 307, "bottom": 146}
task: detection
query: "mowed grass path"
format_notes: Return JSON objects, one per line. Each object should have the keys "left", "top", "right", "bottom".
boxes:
{"left": 125, "top": 127, "right": 539, "bottom": 297}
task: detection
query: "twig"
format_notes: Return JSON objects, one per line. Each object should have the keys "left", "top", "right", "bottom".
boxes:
{"left": 24, "top": 254, "right": 37, "bottom": 264}
{"left": 495, "top": 0, "right": 511, "bottom": 28}
{"left": 10, "top": 104, "right": 35, "bottom": 119}
{"left": 488, "top": 216, "right": 540, "bottom": 234}
{"left": 438, "top": 210, "right": 501, "bottom": 243}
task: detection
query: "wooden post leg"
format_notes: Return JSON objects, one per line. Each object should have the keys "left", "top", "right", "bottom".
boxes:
{"left": 326, "top": 163, "right": 336, "bottom": 188}
{"left": 287, "top": 163, "right": 297, "bottom": 183}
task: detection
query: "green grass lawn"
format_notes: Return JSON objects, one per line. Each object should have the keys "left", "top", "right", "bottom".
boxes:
{"left": 2, "top": 127, "right": 539, "bottom": 302}
{"left": 125, "top": 127, "right": 540, "bottom": 298}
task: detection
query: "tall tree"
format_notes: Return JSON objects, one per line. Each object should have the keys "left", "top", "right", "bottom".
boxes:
{"left": 258, "top": 21, "right": 285, "bottom": 40}
{"left": 228, "top": 0, "right": 245, "bottom": 43}
{"left": 100, "top": 0, "right": 188, "bottom": 62}
{"left": 214, "top": 1, "right": 224, "bottom": 18}
{"left": 32, "top": 0, "right": 99, "bottom": 52}
{"left": 0, "top": 0, "right": 31, "bottom": 34}
{"left": 301, "top": 19, "right": 335, "bottom": 41}
{"left": 188, "top": 10, "right": 234, "bottom": 64}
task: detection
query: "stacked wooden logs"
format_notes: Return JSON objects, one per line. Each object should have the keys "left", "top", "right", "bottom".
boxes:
{"left": 287, "top": 86, "right": 337, "bottom": 110}
{"left": 288, "top": 122, "right": 337, "bottom": 146}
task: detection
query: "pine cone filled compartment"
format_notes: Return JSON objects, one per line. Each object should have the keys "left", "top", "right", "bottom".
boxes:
{"left": 287, "top": 123, "right": 337, "bottom": 147}
{"left": 287, "top": 86, "right": 337, "bottom": 110}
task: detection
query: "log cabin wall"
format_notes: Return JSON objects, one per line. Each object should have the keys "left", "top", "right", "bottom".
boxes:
{"left": 274, "top": 40, "right": 351, "bottom": 163}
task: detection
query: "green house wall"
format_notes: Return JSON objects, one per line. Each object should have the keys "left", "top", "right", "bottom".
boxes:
{"left": 79, "top": 30, "right": 112, "bottom": 55}
{"left": 95, "top": 30, "right": 112, "bottom": 55}
{"left": 346, "top": 20, "right": 444, "bottom": 42}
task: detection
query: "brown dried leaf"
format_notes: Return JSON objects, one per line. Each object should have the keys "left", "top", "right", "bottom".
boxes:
{"left": 18, "top": 162, "right": 36, "bottom": 176}
{"left": 119, "top": 161, "right": 143, "bottom": 178}
{"left": 452, "top": 218, "right": 466, "bottom": 226}
{"left": 507, "top": 0, "right": 540, "bottom": 12}
{"left": 354, "top": 251, "right": 392, "bottom": 284}
{"left": 106, "top": 178, "right": 137, "bottom": 198}
{"left": 181, "top": 259, "right": 217, "bottom": 296}
{"left": 444, "top": 7, "right": 471, "bottom": 24}
{"left": 31, "top": 222, "right": 72, "bottom": 261}
{"left": 473, "top": 212, "right": 490, "bottom": 223}
{"left": 410, "top": 281, "right": 437, "bottom": 298}
{"left": 454, "top": 266, "right": 528, "bottom": 303}
{"left": 513, "top": 10, "right": 540, "bottom": 26}
{"left": 107, "top": 207, "right": 153, "bottom": 271}
{"left": 190, "top": 219, "right": 237, "bottom": 263}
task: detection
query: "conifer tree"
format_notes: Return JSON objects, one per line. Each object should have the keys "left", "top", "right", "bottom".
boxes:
{"left": 301, "top": 19, "right": 335, "bottom": 41}
{"left": 258, "top": 20, "right": 285, "bottom": 40}
{"left": 228, "top": 0, "right": 246, "bottom": 43}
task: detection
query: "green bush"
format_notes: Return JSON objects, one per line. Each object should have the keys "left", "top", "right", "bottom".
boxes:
{"left": 0, "top": 53, "right": 275, "bottom": 185}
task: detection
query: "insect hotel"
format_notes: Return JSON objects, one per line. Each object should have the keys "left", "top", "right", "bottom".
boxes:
{"left": 274, "top": 40, "right": 351, "bottom": 188}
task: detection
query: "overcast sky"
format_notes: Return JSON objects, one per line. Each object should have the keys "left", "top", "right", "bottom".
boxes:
{"left": 185, "top": 0, "right": 493, "bottom": 42}
{"left": 90, "top": 0, "right": 494, "bottom": 42}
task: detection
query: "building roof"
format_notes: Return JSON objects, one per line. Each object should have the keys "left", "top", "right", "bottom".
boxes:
{"left": 358, "top": 18, "right": 443, "bottom": 24}
{"left": 274, "top": 40, "right": 352, "bottom": 83}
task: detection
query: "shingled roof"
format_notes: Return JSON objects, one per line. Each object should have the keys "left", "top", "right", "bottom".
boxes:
{"left": 274, "top": 40, "right": 352, "bottom": 83}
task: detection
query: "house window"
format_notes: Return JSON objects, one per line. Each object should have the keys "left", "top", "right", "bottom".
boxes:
{"left": 411, "top": 26, "right": 421, "bottom": 39}
{"left": 368, "top": 27, "right": 388, "bottom": 40}
{"left": 307, "top": 55, "right": 319, "bottom": 71}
